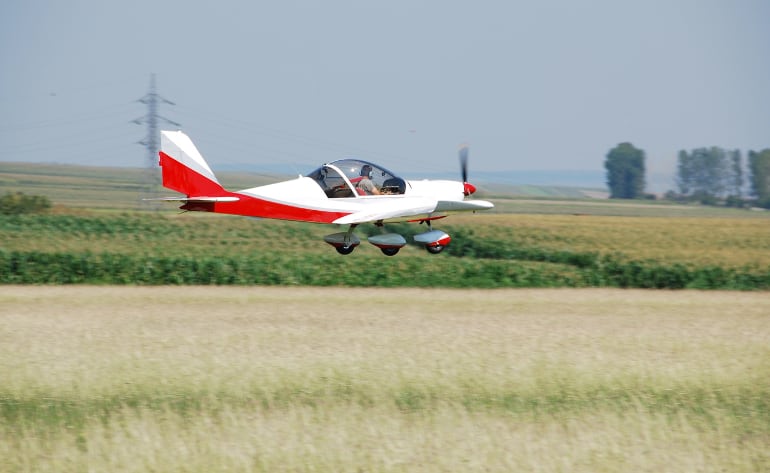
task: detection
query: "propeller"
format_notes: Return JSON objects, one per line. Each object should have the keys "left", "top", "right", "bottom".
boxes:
{"left": 459, "top": 144, "right": 476, "bottom": 196}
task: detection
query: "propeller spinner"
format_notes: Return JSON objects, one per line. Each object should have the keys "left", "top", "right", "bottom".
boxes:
{"left": 459, "top": 144, "right": 476, "bottom": 196}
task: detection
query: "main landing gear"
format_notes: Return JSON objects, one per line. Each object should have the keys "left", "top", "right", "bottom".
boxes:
{"left": 324, "top": 225, "right": 362, "bottom": 255}
{"left": 324, "top": 221, "right": 451, "bottom": 256}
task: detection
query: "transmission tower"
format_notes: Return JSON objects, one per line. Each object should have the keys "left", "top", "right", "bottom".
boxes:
{"left": 134, "top": 73, "right": 180, "bottom": 210}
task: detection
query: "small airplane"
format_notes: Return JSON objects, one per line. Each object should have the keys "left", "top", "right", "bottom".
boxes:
{"left": 154, "top": 130, "right": 494, "bottom": 256}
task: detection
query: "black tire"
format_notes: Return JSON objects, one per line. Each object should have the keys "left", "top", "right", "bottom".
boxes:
{"left": 425, "top": 244, "right": 444, "bottom": 254}
{"left": 336, "top": 245, "right": 355, "bottom": 255}
{"left": 381, "top": 247, "right": 400, "bottom": 256}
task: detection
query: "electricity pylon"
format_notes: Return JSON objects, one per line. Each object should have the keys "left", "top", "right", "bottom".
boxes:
{"left": 134, "top": 73, "right": 180, "bottom": 210}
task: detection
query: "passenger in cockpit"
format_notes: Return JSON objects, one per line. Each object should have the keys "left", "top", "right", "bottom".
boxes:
{"left": 355, "top": 165, "right": 380, "bottom": 195}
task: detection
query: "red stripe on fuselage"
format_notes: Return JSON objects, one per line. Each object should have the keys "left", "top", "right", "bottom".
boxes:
{"left": 196, "top": 194, "right": 351, "bottom": 224}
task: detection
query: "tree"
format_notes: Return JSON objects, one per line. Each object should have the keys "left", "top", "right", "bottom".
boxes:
{"left": 675, "top": 147, "right": 738, "bottom": 204}
{"left": 676, "top": 150, "right": 695, "bottom": 196}
{"left": 748, "top": 149, "right": 770, "bottom": 207}
{"left": 729, "top": 149, "right": 743, "bottom": 198}
{"left": 604, "top": 143, "right": 645, "bottom": 199}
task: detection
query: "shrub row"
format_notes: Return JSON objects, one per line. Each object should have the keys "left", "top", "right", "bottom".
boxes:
{"left": 0, "top": 192, "right": 51, "bottom": 215}
{"left": 1, "top": 250, "right": 767, "bottom": 289}
{"left": 0, "top": 250, "right": 582, "bottom": 288}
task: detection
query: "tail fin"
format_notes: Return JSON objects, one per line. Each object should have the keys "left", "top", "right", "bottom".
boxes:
{"left": 159, "top": 130, "right": 226, "bottom": 196}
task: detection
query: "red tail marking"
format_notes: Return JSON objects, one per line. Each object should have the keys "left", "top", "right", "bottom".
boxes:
{"left": 159, "top": 151, "right": 225, "bottom": 196}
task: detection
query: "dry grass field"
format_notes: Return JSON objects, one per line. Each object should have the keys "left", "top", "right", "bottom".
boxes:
{"left": 1, "top": 286, "right": 768, "bottom": 472}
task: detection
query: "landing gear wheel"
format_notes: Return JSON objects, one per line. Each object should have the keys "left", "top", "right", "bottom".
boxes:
{"left": 336, "top": 246, "right": 355, "bottom": 255}
{"left": 426, "top": 244, "right": 445, "bottom": 254}
{"left": 381, "top": 247, "right": 400, "bottom": 256}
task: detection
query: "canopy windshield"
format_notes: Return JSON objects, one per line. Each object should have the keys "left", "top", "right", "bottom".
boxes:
{"left": 306, "top": 159, "right": 406, "bottom": 198}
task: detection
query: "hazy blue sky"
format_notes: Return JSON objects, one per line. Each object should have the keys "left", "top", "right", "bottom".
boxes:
{"left": 1, "top": 1, "right": 768, "bottom": 190}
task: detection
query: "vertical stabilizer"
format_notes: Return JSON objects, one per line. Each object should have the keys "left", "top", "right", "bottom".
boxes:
{"left": 159, "top": 130, "right": 225, "bottom": 196}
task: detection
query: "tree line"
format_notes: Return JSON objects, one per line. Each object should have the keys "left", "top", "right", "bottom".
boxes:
{"left": 604, "top": 144, "right": 770, "bottom": 208}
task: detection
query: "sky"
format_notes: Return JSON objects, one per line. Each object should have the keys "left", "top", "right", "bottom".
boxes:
{"left": 1, "top": 0, "right": 769, "bottom": 191}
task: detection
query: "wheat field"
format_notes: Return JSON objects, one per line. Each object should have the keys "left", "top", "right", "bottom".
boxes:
{"left": 1, "top": 286, "right": 768, "bottom": 472}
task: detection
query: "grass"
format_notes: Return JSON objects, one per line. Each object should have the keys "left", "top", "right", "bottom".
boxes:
{"left": 2, "top": 162, "right": 768, "bottom": 470}
{"left": 1, "top": 286, "right": 768, "bottom": 472}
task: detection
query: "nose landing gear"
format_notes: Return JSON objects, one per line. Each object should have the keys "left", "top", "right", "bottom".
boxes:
{"left": 414, "top": 229, "right": 451, "bottom": 254}
{"left": 414, "top": 219, "right": 451, "bottom": 254}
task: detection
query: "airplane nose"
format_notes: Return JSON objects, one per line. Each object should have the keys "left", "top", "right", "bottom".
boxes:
{"left": 463, "top": 182, "right": 476, "bottom": 196}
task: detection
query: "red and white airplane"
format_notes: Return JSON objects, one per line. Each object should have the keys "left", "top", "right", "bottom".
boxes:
{"left": 156, "top": 130, "right": 494, "bottom": 256}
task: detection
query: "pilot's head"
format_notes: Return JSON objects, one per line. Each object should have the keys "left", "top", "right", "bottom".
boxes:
{"left": 360, "top": 165, "right": 373, "bottom": 179}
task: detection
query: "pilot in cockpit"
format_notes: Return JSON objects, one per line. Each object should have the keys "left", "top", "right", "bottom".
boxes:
{"left": 355, "top": 165, "right": 380, "bottom": 195}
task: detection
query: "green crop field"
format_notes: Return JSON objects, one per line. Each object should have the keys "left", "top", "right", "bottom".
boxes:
{"left": 1, "top": 286, "right": 768, "bottom": 472}
{"left": 1, "top": 211, "right": 769, "bottom": 288}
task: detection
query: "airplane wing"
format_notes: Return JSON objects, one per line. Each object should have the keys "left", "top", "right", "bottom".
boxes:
{"left": 332, "top": 197, "right": 438, "bottom": 225}
{"left": 331, "top": 197, "right": 494, "bottom": 225}
{"left": 434, "top": 199, "right": 494, "bottom": 213}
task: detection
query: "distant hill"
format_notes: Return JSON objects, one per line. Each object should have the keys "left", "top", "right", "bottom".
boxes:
{"left": 1, "top": 162, "right": 609, "bottom": 210}
{"left": 0, "top": 162, "right": 285, "bottom": 210}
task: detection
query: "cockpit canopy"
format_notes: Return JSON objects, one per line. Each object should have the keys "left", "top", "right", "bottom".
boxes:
{"left": 306, "top": 159, "right": 406, "bottom": 198}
